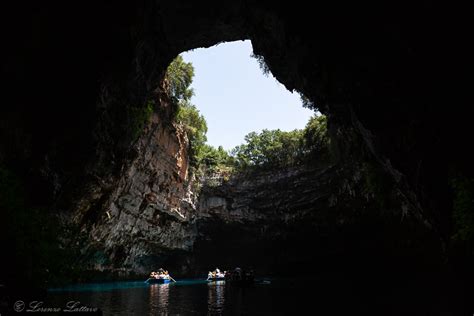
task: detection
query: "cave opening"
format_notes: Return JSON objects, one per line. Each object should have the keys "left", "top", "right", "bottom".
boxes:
{"left": 160, "top": 39, "right": 332, "bottom": 277}
{"left": 178, "top": 39, "right": 315, "bottom": 151}
{"left": 0, "top": 1, "right": 472, "bottom": 314}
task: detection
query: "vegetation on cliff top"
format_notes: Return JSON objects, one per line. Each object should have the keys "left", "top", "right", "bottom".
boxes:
{"left": 231, "top": 115, "right": 329, "bottom": 171}
{"left": 165, "top": 56, "right": 330, "bottom": 176}
{"left": 166, "top": 56, "right": 208, "bottom": 169}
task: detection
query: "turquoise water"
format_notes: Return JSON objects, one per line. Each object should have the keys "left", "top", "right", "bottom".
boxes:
{"left": 43, "top": 276, "right": 447, "bottom": 315}
{"left": 46, "top": 279, "right": 277, "bottom": 315}
{"left": 48, "top": 279, "right": 208, "bottom": 292}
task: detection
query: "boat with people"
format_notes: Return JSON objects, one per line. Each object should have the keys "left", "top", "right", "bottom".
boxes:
{"left": 145, "top": 268, "right": 176, "bottom": 284}
{"left": 225, "top": 267, "right": 255, "bottom": 286}
{"left": 207, "top": 268, "right": 226, "bottom": 281}
{"left": 147, "top": 277, "right": 171, "bottom": 284}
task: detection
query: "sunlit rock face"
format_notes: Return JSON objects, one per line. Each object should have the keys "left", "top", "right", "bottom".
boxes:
{"left": 0, "top": 1, "right": 471, "bottom": 306}
{"left": 72, "top": 110, "right": 199, "bottom": 277}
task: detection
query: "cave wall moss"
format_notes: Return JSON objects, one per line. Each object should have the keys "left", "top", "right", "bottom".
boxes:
{"left": 451, "top": 177, "right": 474, "bottom": 245}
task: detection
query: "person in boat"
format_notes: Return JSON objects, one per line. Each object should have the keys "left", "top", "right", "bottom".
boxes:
{"left": 156, "top": 268, "right": 165, "bottom": 279}
{"left": 244, "top": 269, "right": 254, "bottom": 281}
{"left": 150, "top": 271, "right": 157, "bottom": 279}
{"left": 234, "top": 267, "right": 242, "bottom": 280}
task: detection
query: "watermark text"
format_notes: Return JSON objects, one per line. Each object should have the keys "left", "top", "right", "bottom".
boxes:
{"left": 13, "top": 300, "right": 98, "bottom": 313}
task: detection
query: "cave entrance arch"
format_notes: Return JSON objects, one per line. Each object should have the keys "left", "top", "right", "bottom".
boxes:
{"left": 165, "top": 40, "right": 327, "bottom": 274}
{"left": 0, "top": 2, "right": 461, "bottom": 309}
{"left": 177, "top": 39, "right": 315, "bottom": 151}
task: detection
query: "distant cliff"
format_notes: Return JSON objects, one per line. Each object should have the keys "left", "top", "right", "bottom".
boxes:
{"left": 194, "top": 159, "right": 442, "bottom": 277}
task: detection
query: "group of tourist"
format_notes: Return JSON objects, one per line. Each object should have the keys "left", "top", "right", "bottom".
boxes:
{"left": 207, "top": 268, "right": 225, "bottom": 279}
{"left": 149, "top": 268, "right": 171, "bottom": 280}
{"left": 226, "top": 267, "right": 254, "bottom": 283}
{"left": 206, "top": 267, "right": 254, "bottom": 283}
{"left": 147, "top": 266, "right": 254, "bottom": 284}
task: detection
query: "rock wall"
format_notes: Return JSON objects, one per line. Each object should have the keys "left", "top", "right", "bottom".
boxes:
{"left": 0, "top": 1, "right": 464, "bottom": 249}
{"left": 70, "top": 108, "right": 202, "bottom": 278}
{"left": 194, "top": 160, "right": 441, "bottom": 277}
{"left": 65, "top": 112, "right": 441, "bottom": 283}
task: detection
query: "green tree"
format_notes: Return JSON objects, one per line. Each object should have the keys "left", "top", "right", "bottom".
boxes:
{"left": 303, "top": 115, "right": 329, "bottom": 157}
{"left": 251, "top": 53, "right": 271, "bottom": 76}
{"left": 231, "top": 128, "right": 305, "bottom": 169}
{"left": 299, "top": 92, "right": 315, "bottom": 109}
{"left": 165, "top": 55, "right": 329, "bottom": 175}
{"left": 176, "top": 101, "right": 207, "bottom": 168}
{"left": 166, "top": 55, "right": 195, "bottom": 105}
{"left": 166, "top": 56, "right": 208, "bottom": 168}
{"left": 198, "top": 145, "right": 234, "bottom": 171}
{"left": 230, "top": 115, "right": 329, "bottom": 171}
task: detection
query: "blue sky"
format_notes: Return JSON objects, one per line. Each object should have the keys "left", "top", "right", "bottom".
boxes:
{"left": 180, "top": 40, "right": 315, "bottom": 150}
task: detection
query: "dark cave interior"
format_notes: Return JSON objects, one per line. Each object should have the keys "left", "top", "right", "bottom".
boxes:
{"left": 0, "top": 1, "right": 473, "bottom": 314}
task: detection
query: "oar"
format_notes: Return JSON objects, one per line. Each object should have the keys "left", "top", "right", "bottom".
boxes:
{"left": 169, "top": 276, "right": 177, "bottom": 282}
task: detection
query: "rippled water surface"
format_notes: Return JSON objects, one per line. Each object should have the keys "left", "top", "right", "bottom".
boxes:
{"left": 45, "top": 276, "right": 449, "bottom": 315}
{"left": 48, "top": 279, "right": 281, "bottom": 315}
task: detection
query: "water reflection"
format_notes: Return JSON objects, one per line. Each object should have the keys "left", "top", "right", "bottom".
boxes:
{"left": 46, "top": 278, "right": 439, "bottom": 315}
{"left": 149, "top": 283, "right": 170, "bottom": 314}
{"left": 207, "top": 281, "right": 226, "bottom": 314}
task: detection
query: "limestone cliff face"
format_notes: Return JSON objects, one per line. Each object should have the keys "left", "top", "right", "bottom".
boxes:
{"left": 64, "top": 109, "right": 440, "bottom": 279}
{"left": 70, "top": 110, "right": 199, "bottom": 278}
{"left": 198, "top": 166, "right": 335, "bottom": 225}
{"left": 193, "top": 160, "right": 439, "bottom": 276}
{"left": 195, "top": 166, "right": 339, "bottom": 273}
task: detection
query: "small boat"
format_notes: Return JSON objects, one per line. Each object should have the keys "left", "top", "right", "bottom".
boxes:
{"left": 145, "top": 278, "right": 172, "bottom": 284}
{"left": 146, "top": 268, "right": 176, "bottom": 284}
{"left": 225, "top": 267, "right": 255, "bottom": 286}
{"left": 207, "top": 276, "right": 226, "bottom": 282}
{"left": 207, "top": 268, "right": 226, "bottom": 282}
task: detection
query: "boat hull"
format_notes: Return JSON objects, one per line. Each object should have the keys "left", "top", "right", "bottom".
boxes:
{"left": 207, "top": 277, "right": 226, "bottom": 281}
{"left": 145, "top": 278, "right": 171, "bottom": 284}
